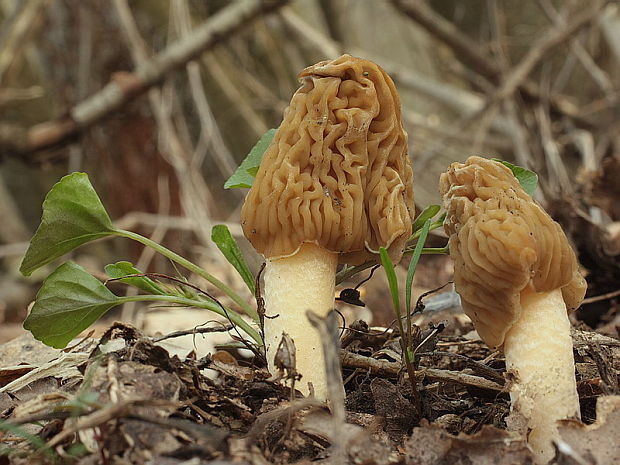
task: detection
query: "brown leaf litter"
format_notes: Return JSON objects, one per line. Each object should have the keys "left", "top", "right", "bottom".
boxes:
{"left": 0, "top": 316, "right": 618, "bottom": 465}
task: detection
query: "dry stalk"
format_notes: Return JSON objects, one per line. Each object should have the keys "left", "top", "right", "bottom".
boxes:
{"left": 470, "top": 2, "right": 609, "bottom": 123}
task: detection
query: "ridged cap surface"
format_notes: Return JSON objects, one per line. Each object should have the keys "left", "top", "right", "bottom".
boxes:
{"left": 241, "top": 55, "right": 414, "bottom": 264}
{"left": 440, "top": 156, "right": 586, "bottom": 348}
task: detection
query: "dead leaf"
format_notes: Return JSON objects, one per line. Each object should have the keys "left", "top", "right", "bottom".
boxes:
{"left": 0, "top": 333, "right": 60, "bottom": 366}
{"left": 405, "top": 424, "right": 534, "bottom": 465}
{"left": 209, "top": 359, "right": 255, "bottom": 380}
{"left": 0, "top": 352, "right": 88, "bottom": 394}
{"left": 557, "top": 395, "right": 620, "bottom": 465}
{"left": 0, "top": 365, "right": 35, "bottom": 387}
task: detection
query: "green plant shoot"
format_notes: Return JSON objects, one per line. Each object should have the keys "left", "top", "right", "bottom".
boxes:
{"left": 491, "top": 158, "right": 539, "bottom": 195}
{"left": 211, "top": 224, "right": 255, "bottom": 294}
{"left": 224, "top": 128, "right": 276, "bottom": 189}
{"left": 20, "top": 173, "right": 262, "bottom": 348}
{"left": 104, "top": 261, "right": 166, "bottom": 295}
{"left": 406, "top": 219, "right": 431, "bottom": 315}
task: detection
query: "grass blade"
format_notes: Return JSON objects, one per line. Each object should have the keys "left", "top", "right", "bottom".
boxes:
{"left": 211, "top": 225, "right": 255, "bottom": 294}
{"left": 412, "top": 205, "right": 440, "bottom": 233}
{"left": 406, "top": 219, "right": 431, "bottom": 315}
{"left": 378, "top": 248, "right": 401, "bottom": 320}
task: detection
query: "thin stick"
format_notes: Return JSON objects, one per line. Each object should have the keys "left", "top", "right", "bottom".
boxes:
{"left": 152, "top": 322, "right": 234, "bottom": 343}
{"left": 340, "top": 350, "right": 505, "bottom": 392}
{"left": 471, "top": 3, "right": 609, "bottom": 122}
{"left": 307, "top": 311, "right": 347, "bottom": 462}
{"left": 582, "top": 288, "right": 620, "bottom": 305}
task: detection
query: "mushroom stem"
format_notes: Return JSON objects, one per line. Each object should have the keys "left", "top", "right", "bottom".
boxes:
{"left": 504, "top": 288, "right": 580, "bottom": 464}
{"left": 263, "top": 242, "right": 338, "bottom": 400}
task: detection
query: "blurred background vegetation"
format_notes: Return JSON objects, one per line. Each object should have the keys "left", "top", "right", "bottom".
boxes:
{"left": 1, "top": 0, "right": 619, "bottom": 340}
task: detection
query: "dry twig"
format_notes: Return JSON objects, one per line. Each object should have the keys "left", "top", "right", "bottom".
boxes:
{"left": 390, "top": 0, "right": 590, "bottom": 124}
{"left": 0, "top": 0, "right": 50, "bottom": 84}
{"left": 339, "top": 350, "right": 505, "bottom": 392}
{"left": 471, "top": 3, "right": 609, "bottom": 122}
{"left": 0, "top": 0, "right": 288, "bottom": 156}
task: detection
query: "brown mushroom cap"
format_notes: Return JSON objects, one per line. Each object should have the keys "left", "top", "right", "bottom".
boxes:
{"left": 241, "top": 55, "right": 414, "bottom": 265}
{"left": 440, "top": 156, "right": 587, "bottom": 348}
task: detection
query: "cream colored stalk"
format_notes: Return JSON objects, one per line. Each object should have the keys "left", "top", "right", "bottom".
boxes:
{"left": 504, "top": 289, "right": 580, "bottom": 464}
{"left": 263, "top": 243, "right": 337, "bottom": 400}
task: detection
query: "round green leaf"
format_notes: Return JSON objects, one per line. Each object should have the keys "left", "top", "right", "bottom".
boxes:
{"left": 24, "top": 262, "right": 121, "bottom": 348}
{"left": 20, "top": 173, "right": 115, "bottom": 276}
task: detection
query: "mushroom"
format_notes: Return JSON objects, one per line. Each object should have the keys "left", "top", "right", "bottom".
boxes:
{"left": 241, "top": 55, "right": 414, "bottom": 400}
{"left": 439, "top": 156, "right": 587, "bottom": 463}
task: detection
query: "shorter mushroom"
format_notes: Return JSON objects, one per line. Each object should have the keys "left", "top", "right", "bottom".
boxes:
{"left": 241, "top": 55, "right": 414, "bottom": 400}
{"left": 439, "top": 156, "right": 586, "bottom": 464}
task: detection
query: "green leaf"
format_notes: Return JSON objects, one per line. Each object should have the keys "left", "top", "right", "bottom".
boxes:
{"left": 211, "top": 225, "right": 255, "bottom": 294}
{"left": 20, "top": 173, "right": 115, "bottom": 276}
{"left": 24, "top": 262, "right": 122, "bottom": 348}
{"left": 406, "top": 219, "right": 431, "bottom": 314}
{"left": 378, "top": 248, "right": 401, "bottom": 320}
{"left": 412, "top": 205, "right": 441, "bottom": 232}
{"left": 491, "top": 158, "right": 539, "bottom": 196}
{"left": 104, "top": 261, "right": 166, "bottom": 295}
{"left": 224, "top": 129, "right": 276, "bottom": 189}
{"left": 410, "top": 210, "right": 446, "bottom": 242}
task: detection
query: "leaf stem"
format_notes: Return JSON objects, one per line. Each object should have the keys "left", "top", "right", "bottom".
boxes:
{"left": 404, "top": 246, "right": 449, "bottom": 255}
{"left": 113, "top": 229, "right": 259, "bottom": 322}
{"left": 116, "top": 294, "right": 262, "bottom": 344}
{"left": 335, "top": 260, "right": 375, "bottom": 285}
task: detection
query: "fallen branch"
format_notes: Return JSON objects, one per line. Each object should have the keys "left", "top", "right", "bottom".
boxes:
{"left": 417, "top": 351, "right": 505, "bottom": 384}
{"left": 339, "top": 350, "right": 505, "bottom": 392}
{"left": 0, "top": 0, "right": 288, "bottom": 157}
{"left": 421, "top": 367, "right": 505, "bottom": 392}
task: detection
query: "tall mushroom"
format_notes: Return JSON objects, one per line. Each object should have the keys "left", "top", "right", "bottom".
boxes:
{"left": 439, "top": 156, "right": 587, "bottom": 464}
{"left": 241, "top": 55, "right": 414, "bottom": 400}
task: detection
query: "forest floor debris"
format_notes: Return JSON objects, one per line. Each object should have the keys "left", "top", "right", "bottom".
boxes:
{"left": 0, "top": 306, "right": 618, "bottom": 465}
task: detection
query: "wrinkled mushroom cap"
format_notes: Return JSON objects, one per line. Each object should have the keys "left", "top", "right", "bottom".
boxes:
{"left": 241, "top": 55, "right": 414, "bottom": 265}
{"left": 440, "top": 156, "right": 587, "bottom": 348}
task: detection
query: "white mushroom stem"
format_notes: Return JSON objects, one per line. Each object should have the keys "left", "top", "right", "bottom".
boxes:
{"left": 504, "top": 288, "right": 580, "bottom": 464}
{"left": 263, "top": 242, "right": 338, "bottom": 400}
